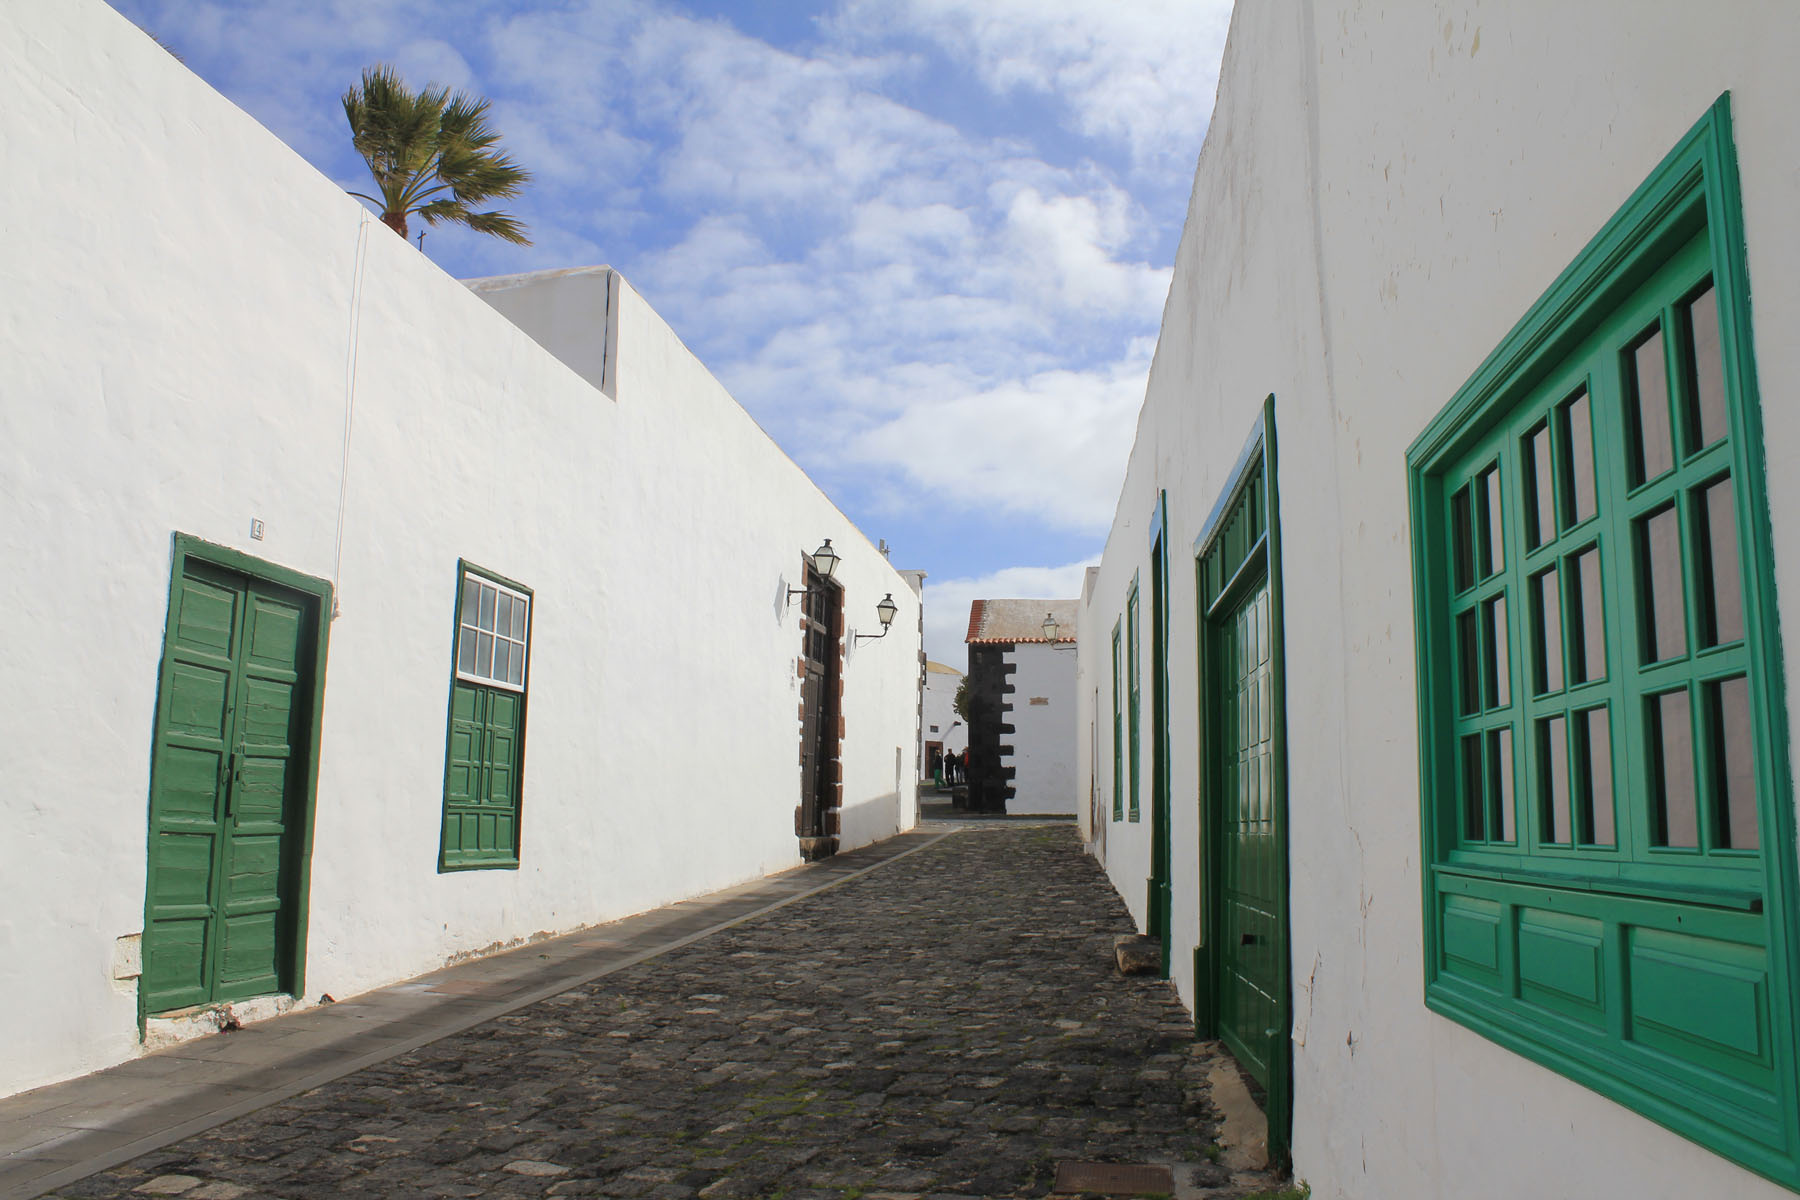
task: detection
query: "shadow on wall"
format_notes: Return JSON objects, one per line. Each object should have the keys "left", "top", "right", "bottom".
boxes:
{"left": 835, "top": 790, "right": 912, "bottom": 845}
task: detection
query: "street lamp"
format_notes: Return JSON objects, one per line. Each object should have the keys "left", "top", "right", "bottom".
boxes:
{"left": 787, "top": 538, "right": 842, "bottom": 604}
{"left": 854, "top": 593, "right": 900, "bottom": 642}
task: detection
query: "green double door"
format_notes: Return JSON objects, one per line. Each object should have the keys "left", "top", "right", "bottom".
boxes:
{"left": 1212, "top": 579, "right": 1283, "bottom": 1088}
{"left": 143, "top": 555, "right": 321, "bottom": 1014}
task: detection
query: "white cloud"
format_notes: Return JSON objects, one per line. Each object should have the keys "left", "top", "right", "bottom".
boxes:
{"left": 922, "top": 558, "right": 1098, "bottom": 670}
{"left": 845, "top": 338, "right": 1153, "bottom": 534}
{"left": 831, "top": 0, "right": 1234, "bottom": 176}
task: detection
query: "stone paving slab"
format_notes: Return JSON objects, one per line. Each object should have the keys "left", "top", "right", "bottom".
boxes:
{"left": 11, "top": 826, "right": 1277, "bottom": 1199}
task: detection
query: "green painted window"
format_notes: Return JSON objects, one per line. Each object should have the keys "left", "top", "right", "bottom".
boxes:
{"left": 440, "top": 563, "right": 532, "bottom": 870}
{"left": 1112, "top": 620, "right": 1124, "bottom": 822}
{"left": 1127, "top": 580, "right": 1141, "bottom": 822}
{"left": 1408, "top": 97, "right": 1798, "bottom": 1187}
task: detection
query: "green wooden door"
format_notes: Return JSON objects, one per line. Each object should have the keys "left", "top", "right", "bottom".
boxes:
{"left": 1215, "top": 578, "right": 1281, "bottom": 1089}
{"left": 1148, "top": 528, "right": 1173, "bottom": 973}
{"left": 143, "top": 559, "right": 318, "bottom": 1013}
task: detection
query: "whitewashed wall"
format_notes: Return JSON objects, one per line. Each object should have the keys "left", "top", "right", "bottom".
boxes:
{"left": 1002, "top": 644, "right": 1078, "bottom": 815}
{"left": 0, "top": 0, "right": 920, "bottom": 1098}
{"left": 1078, "top": 2, "right": 1800, "bottom": 1197}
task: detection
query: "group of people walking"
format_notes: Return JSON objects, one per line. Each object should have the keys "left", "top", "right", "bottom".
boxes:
{"left": 934, "top": 748, "right": 967, "bottom": 786}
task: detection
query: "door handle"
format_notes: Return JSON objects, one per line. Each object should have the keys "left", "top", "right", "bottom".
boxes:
{"left": 224, "top": 751, "right": 237, "bottom": 820}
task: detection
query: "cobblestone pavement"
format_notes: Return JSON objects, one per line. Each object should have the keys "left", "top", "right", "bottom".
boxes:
{"left": 46, "top": 827, "right": 1270, "bottom": 1200}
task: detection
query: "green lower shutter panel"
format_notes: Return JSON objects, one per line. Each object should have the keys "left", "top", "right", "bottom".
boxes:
{"left": 441, "top": 682, "right": 521, "bottom": 867}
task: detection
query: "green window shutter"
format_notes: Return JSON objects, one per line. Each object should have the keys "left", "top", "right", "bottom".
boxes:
{"left": 1407, "top": 96, "right": 1800, "bottom": 1188}
{"left": 1127, "top": 582, "right": 1141, "bottom": 822}
{"left": 1112, "top": 621, "right": 1124, "bottom": 822}
{"left": 440, "top": 563, "right": 531, "bottom": 871}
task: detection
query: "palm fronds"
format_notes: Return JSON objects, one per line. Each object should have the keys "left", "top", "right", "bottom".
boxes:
{"left": 342, "top": 64, "right": 533, "bottom": 246}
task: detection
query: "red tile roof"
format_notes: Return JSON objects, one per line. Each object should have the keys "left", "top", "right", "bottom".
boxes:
{"left": 964, "top": 598, "right": 1079, "bottom": 645}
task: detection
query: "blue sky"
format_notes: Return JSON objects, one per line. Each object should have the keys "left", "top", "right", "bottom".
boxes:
{"left": 109, "top": 0, "right": 1233, "bottom": 668}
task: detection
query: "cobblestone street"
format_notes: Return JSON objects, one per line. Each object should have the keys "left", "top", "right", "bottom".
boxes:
{"left": 35, "top": 827, "right": 1272, "bottom": 1200}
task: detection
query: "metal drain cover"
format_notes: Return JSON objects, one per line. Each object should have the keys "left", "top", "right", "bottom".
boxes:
{"left": 1052, "top": 1161, "right": 1175, "bottom": 1195}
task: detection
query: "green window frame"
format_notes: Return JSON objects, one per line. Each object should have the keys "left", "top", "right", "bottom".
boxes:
{"left": 1407, "top": 96, "right": 1798, "bottom": 1187}
{"left": 440, "top": 561, "right": 533, "bottom": 871}
{"left": 1112, "top": 619, "right": 1124, "bottom": 822}
{"left": 1127, "top": 578, "right": 1141, "bottom": 823}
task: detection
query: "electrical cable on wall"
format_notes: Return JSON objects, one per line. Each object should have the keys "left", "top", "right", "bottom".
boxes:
{"left": 331, "top": 213, "right": 371, "bottom": 618}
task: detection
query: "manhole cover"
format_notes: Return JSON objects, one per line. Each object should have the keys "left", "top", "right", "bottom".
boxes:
{"left": 1052, "top": 1161, "right": 1175, "bottom": 1195}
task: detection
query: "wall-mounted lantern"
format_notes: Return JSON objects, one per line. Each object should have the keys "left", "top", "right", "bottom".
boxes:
{"left": 786, "top": 538, "right": 841, "bottom": 605}
{"left": 854, "top": 593, "right": 900, "bottom": 642}
{"left": 1042, "top": 611, "right": 1077, "bottom": 650}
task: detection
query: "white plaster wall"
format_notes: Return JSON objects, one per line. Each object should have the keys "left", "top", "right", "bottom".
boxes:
{"left": 1077, "top": 1, "right": 1800, "bottom": 1197}
{"left": 920, "top": 669, "right": 966, "bottom": 771}
{"left": 1003, "top": 644, "right": 1078, "bottom": 815}
{"left": 0, "top": 0, "right": 919, "bottom": 1098}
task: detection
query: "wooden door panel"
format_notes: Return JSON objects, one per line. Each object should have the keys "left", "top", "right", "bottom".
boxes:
{"left": 218, "top": 911, "right": 281, "bottom": 999}
{"left": 173, "top": 574, "right": 239, "bottom": 658}
{"left": 144, "top": 565, "right": 239, "bottom": 1012}
{"left": 1218, "top": 585, "right": 1280, "bottom": 1091}
{"left": 146, "top": 562, "right": 317, "bottom": 1013}
{"left": 215, "top": 584, "right": 310, "bottom": 996}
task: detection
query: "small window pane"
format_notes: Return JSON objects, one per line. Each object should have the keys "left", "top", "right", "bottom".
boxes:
{"left": 1457, "top": 610, "right": 1481, "bottom": 717}
{"left": 457, "top": 628, "right": 477, "bottom": 675}
{"left": 479, "top": 584, "right": 497, "bottom": 633}
{"left": 1569, "top": 547, "right": 1605, "bottom": 683}
{"left": 1698, "top": 477, "right": 1744, "bottom": 647}
{"left": 1462, "top": 734, "right": 1484, "bottom": 840}
{"left": 477, "top": 631, "right": 494, "bottom": 678}
{"left": 494, "top": 640, "right": 511, "bottom": 682}
{"left": 1577, "top": 707, "right": 1615, "bottom": 847}
{"left": 1484, "top": 595, "right": 1509, "bottom": 709}
{"left": 1490, "top": 727, "right": 1515, "bottom": 842}
{"left": 1480, "top": 468, "right": 1504, "bottom": 577}
{"left": 1541, "top": 716, "right": 1569, "bottom": 844}
{"left": 509, "top": 652, "right": 524, "bottom": 687}
{"left": 460, "top": 578, "right": 479, "bottom": 626}
{"left": 1564, "top": 391, "right": 1597, "bottom": 524}
{"left": 1533, "top": 567, "right": 1562, "bottom": 694}
{"left": 1631, "top": 328, "right": 1674, "bottom": 485}
{"left": 1640, "top": 505, "right": 1687, "bottom": 664}
{"left": 1712, "top": 676, "right": 1757, "bottom": 851}
{"left": 1452, "top": 486, "right": 1475, "bottom": 592}
{"left": 497, "top": 594, "right": 514, "bottom": 639}
{"left": 1686, "top": 285, "right": 1728, "bottom": 450}
{"left": 1652, "top": 688, "right": 1698, "bottom": 848}
{"left": 1525, "top": 424, "right": 1555, "bottom": 549}
{"left": 512, "top": 598, "right": 528, "bottom": 641}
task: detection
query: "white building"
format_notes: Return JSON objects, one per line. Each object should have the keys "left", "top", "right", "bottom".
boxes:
{"left": 920, "top": 661, "right": 967, "bottom": 780}
{"left": 0, "top": 0, "right": 921, "bottom": 1099}
{"left": 965, "top": 600, "right": 1078, "bottom": 816}
{"left": 1076, "top": 3, "right": 1800, "bottom": 1198}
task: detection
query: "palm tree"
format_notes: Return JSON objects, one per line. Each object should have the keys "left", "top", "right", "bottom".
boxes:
{"left": 342, "top": 65, "right": 532, "bottom": 246}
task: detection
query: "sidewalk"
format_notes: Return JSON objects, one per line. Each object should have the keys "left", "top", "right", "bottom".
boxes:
{"left": 1, "top": 833, "right": 942, "bottom": 1200}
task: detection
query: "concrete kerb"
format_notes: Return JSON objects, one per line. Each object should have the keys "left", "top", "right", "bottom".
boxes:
{"left": 2, "top": 830, "right": 953, "bottom": 1200}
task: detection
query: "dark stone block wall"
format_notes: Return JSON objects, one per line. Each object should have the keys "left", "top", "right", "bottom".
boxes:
{"left": 964, "top": 643, "right": 1016, "bottom": 813}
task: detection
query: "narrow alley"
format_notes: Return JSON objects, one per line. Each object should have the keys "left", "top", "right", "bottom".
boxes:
{"left": 7, "top": 826, "right": 1275, "bottom": 1200}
